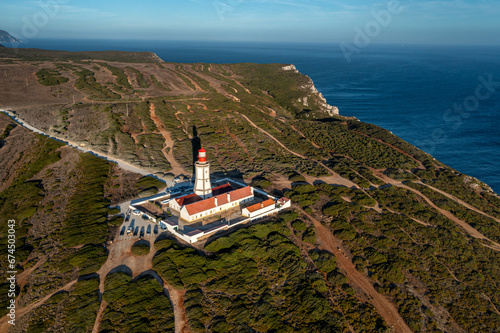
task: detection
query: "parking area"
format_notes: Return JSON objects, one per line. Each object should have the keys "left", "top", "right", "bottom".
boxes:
{"left": 114, "top": 184, "right": 196, "bottom": 241}
{"left": 117, "top": 209, "right": 160, "bottom": 240}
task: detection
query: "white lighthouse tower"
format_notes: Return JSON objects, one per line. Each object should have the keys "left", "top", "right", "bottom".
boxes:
{"left": 194, "top": 147, "right": 212, "bottom": 199}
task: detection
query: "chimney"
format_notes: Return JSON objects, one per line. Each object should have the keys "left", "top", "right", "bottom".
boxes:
{"left": 227, "top": 192, "right": 231, "bottom": 203}
{"left": 260, "top": 202, "right": 263, "bottom": 208}
{"left": 214, "top": 196, "right": 218, "bottom": 206}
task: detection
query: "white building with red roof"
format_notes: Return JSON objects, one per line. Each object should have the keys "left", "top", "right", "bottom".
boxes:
{"left": 178, "top": 186, "right": 254, "bottom": 222}
{"left": 169, "top": 148, "right": 255, "bottom": 222}
{"left": 242, "top": 198, "right": 276, "bottom": 218}
{"left": 277, "top": 197, "right": 291, "bottom": 209}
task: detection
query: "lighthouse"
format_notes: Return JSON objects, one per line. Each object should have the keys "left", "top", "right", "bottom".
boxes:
{"left": 194, "top": 148, "right": 212, "bottom": 199}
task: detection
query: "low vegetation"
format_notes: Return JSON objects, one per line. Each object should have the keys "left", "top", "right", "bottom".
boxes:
{"left": 61, "top": 154, "right": 111, "bottom": 247}
{"left": 154, "top": 220, "right": 362, "bottom": 332}
{"left": 35, "top": 68, "right": 69, "bottom": 86}
{"left": 101, "top": 272, "right": 175, "bottom": 332}
{"left": 131, "top": 242, "right": 150, "bottom": 256}
{"left": 1, "top": 55, "right": 499, "bottom": 332}
{"left": 23, "top": 277, "right": 100, "bottom": 332}
{"left": 74, "top": 68, "right": 121, "bottom": 100}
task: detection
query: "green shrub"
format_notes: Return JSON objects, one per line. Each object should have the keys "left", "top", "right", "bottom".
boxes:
{"left": 311, "top": 279, "right": 329, "bottom": 293}
{"left": 292, "top": 183, "right": 316, "bottom": 194}
{"left": 36, "top": 68, "right": 68, "bottom": 86}
{"left": 108, "top": 207, "right": 120, "bottom": 215}
{"left": 251, "top": 179, "right": 272, "bottom": 189}
{"left": 67, "top": 244, "right": 107, "bottom": 275}
{"left": 139, "top": 187, "right": 158, "bottom": 197}
{"left": 289, "top": 173, "right": 306, "bottom": 182}
{"left": 108, "top": 215, "right": 124, "bottom": 226}
{"left": 279, "top": 211, "right": 298, "bottom": 223}
{"left": 291, "top": 219, "right": 307, "bottom": 231}
{"left": 101, "top": 272, "right": 175, "bottom": 331}
{"left": 136, "top": 176, "right": 166, "bottom": 190}
{"left": 155, "top": 238, "right": 177, "bottom": 251}
{"left": 131, "top": 242, "right": 150, "bottom": 256}
{"left": 302, "top": 227, "right": 316, "bottom": 244}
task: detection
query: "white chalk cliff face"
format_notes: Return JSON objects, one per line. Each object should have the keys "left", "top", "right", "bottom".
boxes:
{"left": 282, "top": 64, "right": 340, "bottom": 117}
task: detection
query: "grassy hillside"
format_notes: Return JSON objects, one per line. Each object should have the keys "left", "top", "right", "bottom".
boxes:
{"left": 0, "top": 53, "right": 499, "bottom": 332}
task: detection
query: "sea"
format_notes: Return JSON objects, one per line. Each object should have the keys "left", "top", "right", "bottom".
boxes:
{"left": 11, "top": 39, "right": 500, "bottom": 193}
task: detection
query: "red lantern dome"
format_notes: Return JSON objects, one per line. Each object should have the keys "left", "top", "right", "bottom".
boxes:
{"left": 198, "top": 147, "right": 207, "bottom": 163}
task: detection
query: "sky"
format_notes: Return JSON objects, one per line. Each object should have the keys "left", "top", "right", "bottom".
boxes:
{"left": 1, "top": 0, "right": 499, "bottom": 45}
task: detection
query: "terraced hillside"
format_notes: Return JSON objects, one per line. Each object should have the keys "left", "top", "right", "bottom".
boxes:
{"left": 0, "top": 50, "right": 499, "bottom": 332}
{"left": 1, "top": 53, "right": 337, "bottom": 178}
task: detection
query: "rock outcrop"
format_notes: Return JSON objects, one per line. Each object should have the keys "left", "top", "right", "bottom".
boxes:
{"left": 0, "top": 30, "right": 21, "bottom": 44}
{"left": 283, "top": 64, "right": 339, "bottom": 116}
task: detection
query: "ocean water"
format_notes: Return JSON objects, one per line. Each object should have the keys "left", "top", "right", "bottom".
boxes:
{"left": 16, "top": 39, "right": 500, "bottom": 193}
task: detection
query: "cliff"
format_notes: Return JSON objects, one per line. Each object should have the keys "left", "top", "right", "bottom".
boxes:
{"left": 283, "top": 64, "right": 339, "bottom": 117}
{"left": 0, "top": 30, "right": 21, "bottom": 44}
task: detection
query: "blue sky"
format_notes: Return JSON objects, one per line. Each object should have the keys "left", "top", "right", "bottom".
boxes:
{"left": 1, "top": 0, "right": 499, "bottom": 45}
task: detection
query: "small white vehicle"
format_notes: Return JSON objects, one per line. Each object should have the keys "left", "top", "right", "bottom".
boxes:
{"left": 132, "top": 209, "right": 141, "bottom": 216}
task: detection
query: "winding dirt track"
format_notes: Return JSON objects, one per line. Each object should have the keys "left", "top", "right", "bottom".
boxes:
{"left": 149, "top": 102, "right": 189, "bottom": 175}
{"left": 371, "top": 171, "right": 500, "bottom": 252}
{"left": 0, "top": 279, "right": 78, "bottom": 333}
{"left": 0, "top": 110, "right": 164, "bottom": 179}
{"left": 298, "top": 208, "right": 413, "bottom": 333}
{"left": 90, "top": 236, "right": 189, "bottom": 333}
{"left": 236, "top": 112, "right": 307, "bottom": 159}
{"left": 396, "top": 183, "right": 500, "bottom": 251}
{"left": 418, "top": 182, "right": 500, "bottom": 224}
{"left": 236, "top": 111, "right": 357, "bottom": 188}
{"left": 163, "top": 282, "right": 190, "bottom": 333}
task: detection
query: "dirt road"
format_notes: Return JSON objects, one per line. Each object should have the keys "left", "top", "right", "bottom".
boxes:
{"left": 0, "top": 109, "right": 170, "bottom": 183}
{"left": 299, "top": 208, "right": 413, "bottom": 333}
{"left": 0, "top": 279, "right": 78, "bottom": 333}
{"left": 418, "top": 182, "right": 500, "bottom": 223}
{"left": 236, "top": 112, "right": 307, "bottom": 159}
{"left": 149, "top": 103, "right": 189, "bottom": 175}
{"left": 395, "top": 183, "right": 500, "bottom": 251}
{"left": 163, "top": 283, "right": 190, "bottom": 333}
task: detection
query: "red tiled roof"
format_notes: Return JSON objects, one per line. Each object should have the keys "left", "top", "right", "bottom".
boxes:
{"left": 183, "top": 186, "right": 254, "bottom": 217}
{"left": 175, "top": 193, "right": 202, "bottom": 206}
{"left": 229, "top": 186, "right": 253, "bottom": 201}
{"left": 215, "top": 193, "right": 229, "bottom": 206}
{"left": 185, "top": 197, "right": 217, "bottom": 216}
{"left": 212, "top": 183, "right": 233, "bottom": 196}
{"left": 277, "top": 197, "right": 290, "bottom": 204}
{"left": 245, "top": 199, "right": 275, "bottom": 213}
